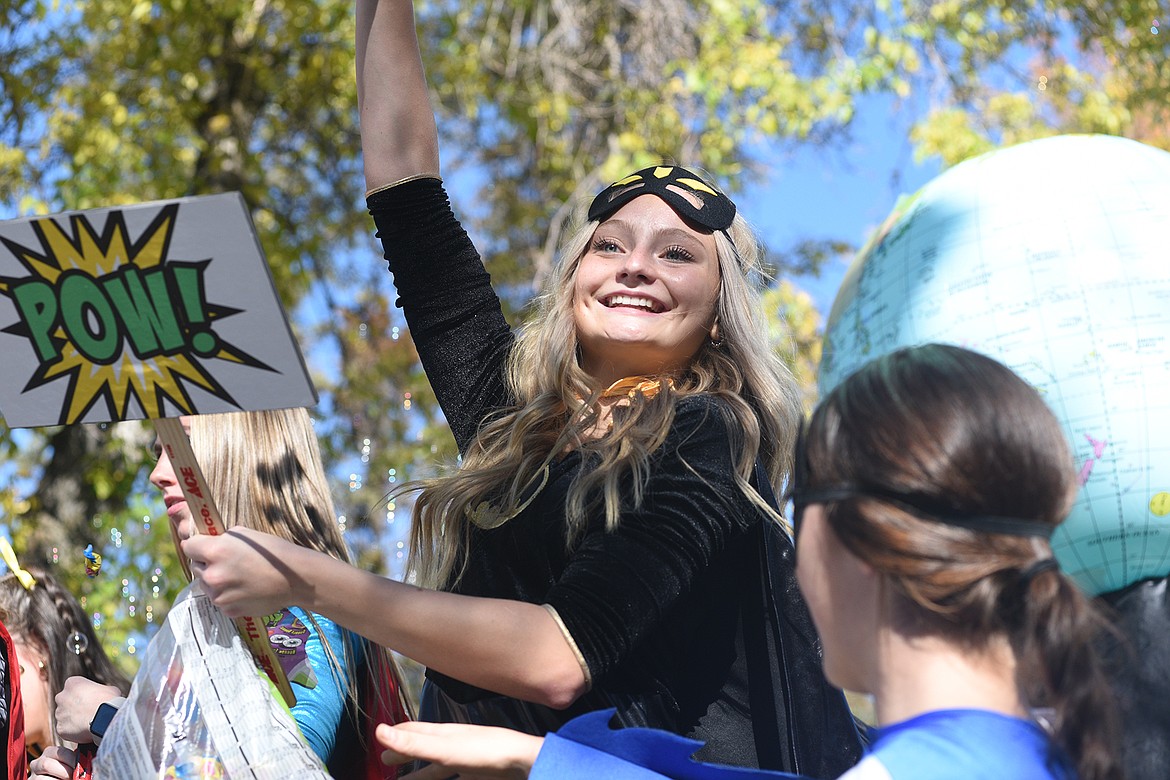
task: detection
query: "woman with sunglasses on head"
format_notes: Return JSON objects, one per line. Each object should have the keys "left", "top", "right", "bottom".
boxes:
{"left": 375, "top": 343, "right": 1122, "bottom": 780}
{"left": 179, "top": 0, "right": 861, "bottom": 775}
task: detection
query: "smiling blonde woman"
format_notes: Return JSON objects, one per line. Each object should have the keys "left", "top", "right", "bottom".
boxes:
{"left": 180, "top": 2, "right": 862, "bottom": 775}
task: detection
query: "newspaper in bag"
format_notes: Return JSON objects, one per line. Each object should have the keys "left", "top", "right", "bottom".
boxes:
{"left": 93, "top": 581, "right": 331, "bottom": 779}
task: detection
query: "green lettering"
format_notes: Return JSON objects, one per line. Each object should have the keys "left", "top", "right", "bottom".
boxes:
{"left": 59, "top": 274, "right": 119, "bottom": 363}
{"left": 168, "top": 263, "right": 219, "bottom": 356}
{"left": 102, "top": 266, "right": 184, "bottom": 356}
{"left": 10, "top": 280, "right": 60, "bottom": 362}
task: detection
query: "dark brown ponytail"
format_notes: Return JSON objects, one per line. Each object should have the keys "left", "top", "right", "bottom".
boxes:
{"left": 806, "top": 344, "right": 1122, "bottom": 780}
{"left": 1015, "top": 566, "right": 1121, "bottom": 780}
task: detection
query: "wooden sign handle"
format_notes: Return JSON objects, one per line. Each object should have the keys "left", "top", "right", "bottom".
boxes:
{"left": 153, "top": 417, "right": 297, "bottom": 708}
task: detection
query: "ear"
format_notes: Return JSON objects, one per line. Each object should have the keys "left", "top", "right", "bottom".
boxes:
{"left": 709, "top": 316, "right": 720, "bottom": 343}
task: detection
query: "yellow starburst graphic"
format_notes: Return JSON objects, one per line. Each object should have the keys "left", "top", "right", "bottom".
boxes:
{"left": 0, "top": 204, "right": 270, "bottom": 425}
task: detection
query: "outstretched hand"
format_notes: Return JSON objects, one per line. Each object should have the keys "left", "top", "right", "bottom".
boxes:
{"left": 377, "top": 721, "right": 544, "bottom": 780}
{"left": 181, "top": 527, "right": 309, "bottom": 618}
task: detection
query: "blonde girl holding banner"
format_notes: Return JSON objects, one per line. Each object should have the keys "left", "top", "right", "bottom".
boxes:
{"left": 38, "top": 409, "right": 409, "bottom": 779}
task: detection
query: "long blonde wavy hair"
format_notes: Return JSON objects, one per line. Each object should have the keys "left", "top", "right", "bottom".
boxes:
{"left": 407, "top": 204, "right": 803, "bottom": 590}
{"left": 184, "top": 409, "right": 411, "bottom": 723}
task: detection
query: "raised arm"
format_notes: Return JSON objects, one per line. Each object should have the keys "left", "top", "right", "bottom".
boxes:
{"left": 359, "top": 0, "right": 514, "bottom": 447}
{"left": 356, "top": 0, "right": 440, "bottom": 190}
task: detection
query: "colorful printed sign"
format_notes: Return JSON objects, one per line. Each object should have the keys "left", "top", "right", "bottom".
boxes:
{"left": 0, "top": 193, "right": 315, "bottom": 426}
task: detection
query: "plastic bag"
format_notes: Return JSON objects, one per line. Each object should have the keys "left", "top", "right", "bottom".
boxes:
{"left": 93, "top": 582, "right": 331, "bottom": 779}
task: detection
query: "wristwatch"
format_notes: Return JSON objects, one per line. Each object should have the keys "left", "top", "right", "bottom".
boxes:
{"left": 89, "top": 701, "right": 120, "bottom": 740}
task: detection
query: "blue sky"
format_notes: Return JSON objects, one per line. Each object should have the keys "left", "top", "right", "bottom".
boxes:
{"left": 739, "top": 93, "right": 942, "bottom": 316}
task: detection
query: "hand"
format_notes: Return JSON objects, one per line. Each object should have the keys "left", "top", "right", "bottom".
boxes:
{"left": 181, "top": 527, "right": 309, "bottom": 618}
{"left": 54, "top": 677, "right": 122, "bottom": 744}
{"left": 378, "top": 721, "right": 543, "bottom": 780}
{"left": 29, "top": 745, "right": 78, "bottom": 780}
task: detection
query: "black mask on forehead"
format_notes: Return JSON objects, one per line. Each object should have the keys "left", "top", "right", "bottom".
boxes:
{"left": 588, "top": 165, "right": 737, "bottom": 232}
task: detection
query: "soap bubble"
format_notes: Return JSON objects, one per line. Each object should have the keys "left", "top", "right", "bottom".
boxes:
{"left": 66, "top": 631, "right": 89, "bottom": 655}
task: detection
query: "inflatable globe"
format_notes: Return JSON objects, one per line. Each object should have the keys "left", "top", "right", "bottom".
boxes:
{"left": 820, "top": 134, "right": 1170, "bottom": 596}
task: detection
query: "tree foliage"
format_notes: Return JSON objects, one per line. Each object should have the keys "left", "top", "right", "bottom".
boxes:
{"left": 891, "top": 0, "right": 1170, "bottom": 162}
{"left": 419, "top": 0, "right": 916, "bottom": 289}
{"left": 0, "top": 0, "right": 1168, "bottom": 671}
{"left": 0, "top": 0, "right": 377, "bottom": 663}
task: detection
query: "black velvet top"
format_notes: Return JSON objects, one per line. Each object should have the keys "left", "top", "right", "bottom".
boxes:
{"left": 367, "top": 178, "right": 860, "bottom": 774}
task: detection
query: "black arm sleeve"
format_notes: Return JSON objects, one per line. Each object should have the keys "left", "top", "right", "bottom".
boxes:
{"left": 544, "top": 396, "right": 762, "bottom": 680}
{"left": 367, "top": 178, "right": 514, "bottom": 454}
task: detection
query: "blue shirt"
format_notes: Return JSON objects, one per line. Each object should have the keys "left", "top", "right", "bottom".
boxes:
{"left": 529, "top": 708, "right": 1073, "bottom": 780}
{"left": 843, "top": 710, "right": 1073, "bottom": 780}
{"left": 286, "top": 608, "right": 355, "bottom": 767}
{"left": 531, "top": 710, "right": 800, "bottom": 779}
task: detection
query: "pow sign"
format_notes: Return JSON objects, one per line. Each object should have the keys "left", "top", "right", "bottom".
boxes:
{"left": 0, "top": 193, "right": 316, "bottom": 427}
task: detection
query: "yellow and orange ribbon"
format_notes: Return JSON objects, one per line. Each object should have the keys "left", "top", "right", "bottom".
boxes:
{"left": 598, "top": 375, "right": 673, "bottom": 401}
{"left": 0, "top": 538, "right": 36, "bottom": 590}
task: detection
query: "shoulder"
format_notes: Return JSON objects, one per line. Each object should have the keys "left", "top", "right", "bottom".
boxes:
{"left": 659, "top": 394, "right": 754, "bottom": 473}
{"left": 669, "top": 393, "right": 740, "bottom": 440}
{"left": 674, "top": 392, "right": 730, "bottom": 415}
{"left": 641, "top": 394, "right": 764, "bottom": 515}
{"left": 869, "top": 710, "right": 1068, "bottom": 780}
